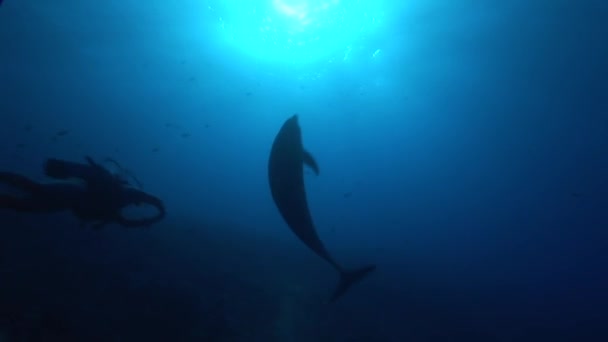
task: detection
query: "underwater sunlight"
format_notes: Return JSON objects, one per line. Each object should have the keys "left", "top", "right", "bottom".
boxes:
{"left": 208, "top": 0, "right": 385, "bottom": 65}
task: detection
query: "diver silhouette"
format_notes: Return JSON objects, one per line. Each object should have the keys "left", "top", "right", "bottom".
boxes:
{"left": 0, "top": 156, "right": 165, "bottom": 229}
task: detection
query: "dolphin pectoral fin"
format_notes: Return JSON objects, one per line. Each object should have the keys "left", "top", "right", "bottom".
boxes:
{"left": 302, "top": 149, "right": 320, "bottom": 175}
{"left": 330, "top": 264, "right": 376, "bottom": 303}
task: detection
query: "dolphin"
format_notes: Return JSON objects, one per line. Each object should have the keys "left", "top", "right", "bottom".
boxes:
{"left": 268, "top": 114, "right": 376, "bottom": 302}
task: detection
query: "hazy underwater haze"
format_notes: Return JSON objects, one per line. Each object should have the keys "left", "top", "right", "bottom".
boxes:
{"left": 0, "top": 0, "right": 607, "bottom": 341}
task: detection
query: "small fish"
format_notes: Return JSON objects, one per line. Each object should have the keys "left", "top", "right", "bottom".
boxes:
{"left": 152, "top": 147, "right": 160, "bottom": 153}
{"left": 24, "top": 124, "right": 33, "bottom": 132}
{"left": 245, "top": 91, "right": 252, "bottom": 96}
{"left": 16, "top": 143, "right": 25, "bottom": 148}
{"left": 181, "top": 133, "right": 191, "bottom": 138}
{"left": 343, "top": 192, "right": 352, "bottom": 198}
{"left": 55, "top": 129, "right": 69, "bottom": 137}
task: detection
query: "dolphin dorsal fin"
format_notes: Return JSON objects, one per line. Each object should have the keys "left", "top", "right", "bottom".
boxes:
{"left": 302, "top": 149, "right": 319, "bottom": 175}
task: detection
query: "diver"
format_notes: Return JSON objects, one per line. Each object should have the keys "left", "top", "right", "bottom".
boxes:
{"left": 0, "top": 156, "right": 165, "bottom": 229}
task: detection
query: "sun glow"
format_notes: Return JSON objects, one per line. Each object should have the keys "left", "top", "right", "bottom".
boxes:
{"left": 209, "top": 0, "right": 384, "bottom": 65}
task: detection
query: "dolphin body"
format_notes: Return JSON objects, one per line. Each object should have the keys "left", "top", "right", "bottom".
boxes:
{"left": 268, "top": 114, "right": 376, "bottom": 302}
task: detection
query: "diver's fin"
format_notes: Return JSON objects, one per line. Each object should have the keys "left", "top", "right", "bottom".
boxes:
{"left": 330, "top": 265, "right": 376, "bottom": 303}
{"left": 302, "top": 149, "right": 319, "bottom": 175}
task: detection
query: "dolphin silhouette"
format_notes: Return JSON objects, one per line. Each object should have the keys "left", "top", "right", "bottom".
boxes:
{"left": 268, "top": 114, "right": 376, "bottom": 302}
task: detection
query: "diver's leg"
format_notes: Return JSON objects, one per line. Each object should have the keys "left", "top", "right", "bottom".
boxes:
{"left": 0, "top": 172, "right": 47, "bottom": 211}
{"left": 0, "top": 172, "right": 41, "bottom": 193}
{"left": 0, "top": 195, "right": 22, "bottom": 210}
{"left": 0, "top": 175, "right": 74, "bottom": 213}
{"left": 0, "top": 195, "right": 45, "bottom": 212}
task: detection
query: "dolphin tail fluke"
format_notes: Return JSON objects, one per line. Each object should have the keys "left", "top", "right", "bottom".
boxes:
{"left": 330, "top": 264, "right": 376, "bottom": 303}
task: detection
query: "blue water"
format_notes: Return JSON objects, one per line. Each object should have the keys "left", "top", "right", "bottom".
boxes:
{"left": 1, "top": 0, "right": 607, "bottom": 341}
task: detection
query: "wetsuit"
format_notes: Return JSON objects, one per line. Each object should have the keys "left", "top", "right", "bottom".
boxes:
{"left": 0, "top": 172, "right": 84, "bottom": 212}
{"left": 0, "top": 157, "right": 165, "bottom": 229}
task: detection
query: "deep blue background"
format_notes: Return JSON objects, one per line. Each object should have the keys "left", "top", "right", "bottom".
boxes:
{"left": 1, "top": 0, "right": 607, "bottom": 341}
